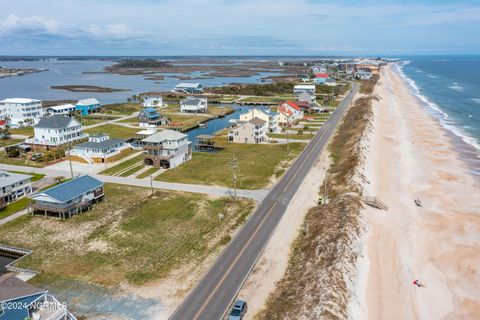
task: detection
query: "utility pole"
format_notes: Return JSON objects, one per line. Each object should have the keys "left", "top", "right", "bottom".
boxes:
{"left": 150, "top": 174, "right": 154, "bottom": 195}
{"left": 67, "top": 140, "right": 74, "bottom": 179}
{"left": 230, "top": 154, "right": 238, "bottom": 200}
{"left": 286, "top": 122, "right": 290, "bottom": 154}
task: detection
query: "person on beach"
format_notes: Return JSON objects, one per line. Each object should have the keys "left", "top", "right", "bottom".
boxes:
{"left": 413, "top": 279, "right": 424, "bottom": 288}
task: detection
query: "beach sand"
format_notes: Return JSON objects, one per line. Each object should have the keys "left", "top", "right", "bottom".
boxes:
{"left": 359, "top": 65, "right": 480, "bottom": 319}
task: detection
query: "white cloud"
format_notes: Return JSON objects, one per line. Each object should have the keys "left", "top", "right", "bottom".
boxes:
{"left": 0, "top": 14, "right": 60, "bottom": 35}
{"left": 82, "top": 23, "right": 147, "bottom": 40}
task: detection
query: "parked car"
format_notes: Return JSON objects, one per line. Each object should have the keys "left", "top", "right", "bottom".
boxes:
{"left": 30, "top": 153, "right": 43, "bottom": 161}
{"left": 228, "top": 300, "right": 247, "bottom": 320}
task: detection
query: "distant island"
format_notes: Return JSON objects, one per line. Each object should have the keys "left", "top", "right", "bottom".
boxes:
{"left": 50, "top": 85, "right": 131, "bottom": 92}
{"left": 0, "top": 66, "right": 48, "bottom": 78}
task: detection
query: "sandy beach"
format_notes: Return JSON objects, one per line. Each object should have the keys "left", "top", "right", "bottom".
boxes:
{"left": 360, "top": 65, "right": 480, "bottom": 319}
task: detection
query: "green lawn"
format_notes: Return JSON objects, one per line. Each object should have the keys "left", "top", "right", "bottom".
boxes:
{"left": 0, "top": 184, "right": 255, "bottom": 287}
{"left": 9, "top": 171, "right": 45, "bottom": 182}
{"left": 0, "top": 138, "right": 23, "bottom": 147}
{"left": 99, "top": 154, "right": 143, "bottom": 175}
{"left": 10, "top": 127, "right": 34, "bottom": 136}
{"left": 0, "top": 197, "right": 31, "bottom": 220}
{"left": 119, "top": 163, "right": 144, "bottom": 177}
{"left": 268, "top": 133, "right": 315, "bottom": 140}
{"left": 104, "top": 102, "right": 142, "bottom": 115}
{"left": 136, "top": 167, "right": 159, "bottom": 179}
{"left": 84, "top": 124, "right": 139, "bottom": 139}
{"left": 157, "top": 139, "right": 305, "bottom": 189}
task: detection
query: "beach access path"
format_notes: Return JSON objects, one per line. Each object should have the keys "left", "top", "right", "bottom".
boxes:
{"left": 360, "top": 65, "right": 480, "bottom": 320}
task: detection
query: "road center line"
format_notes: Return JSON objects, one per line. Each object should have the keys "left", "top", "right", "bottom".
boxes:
{"left": 192, "top": 202, "right": 279, "bottom": 320}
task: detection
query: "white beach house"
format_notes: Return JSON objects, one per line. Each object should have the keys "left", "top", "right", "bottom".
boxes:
{"left": 26, "top": 115, "right": 86, "bottom": 148}
{"left": 180, "top": 97, "right": 208, "bottom": 113}
{"left": 69, "top": 134, "right": 130, "bottom": 164}
{"left": 0, "top": 98, "right": 44, "bottom": 127}
{"left": 174, "top": 83, "right": 204, "bottom": 94}
{"left": 141, "top": 129, "right": 192, "bottom": 169}
{"left": 0, "top": 171, "right": 33, "bottom": 209}
{"left": 142, "top": 96, "right": 164, "bottom": 108}
{"left": 228, "top": 117, "right": 268, "bottom": 144}
{"left": 239, "top": 108, "right": 281, "bottom": 133}
{"left": 45, "top": 104, "right": 76, "bottom": 116}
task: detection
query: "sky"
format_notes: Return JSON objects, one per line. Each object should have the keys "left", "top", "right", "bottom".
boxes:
{"left": 1, "top": 0, "right": 480, "bottom": 56}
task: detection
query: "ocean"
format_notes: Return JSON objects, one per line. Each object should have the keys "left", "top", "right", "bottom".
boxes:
{"left": 396, "top": 56, "right": 480, "bottom": 166}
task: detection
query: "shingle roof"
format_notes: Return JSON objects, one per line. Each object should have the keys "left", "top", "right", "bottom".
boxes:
{"left": 142, "top": 129, "right": 187, "bottom": 143}
{"left": 72, "top": 138, "right": 124, "bottom": 150}
{"left": 30, "top": 175, "right": 103, "bottom": 203}
{"left": 35, "top": 115, "right": 77, "bottom": 129}
{"left": 77, "top": 98, "right": 100, "bottom": 106}
{"left": 0, "top": 171, "right": 32, "bottom": 188}
{"left": 0, "top": 273, "right": 46, "bottom": 302}
{"left": 248, "top": 117, "right": 266, "bottom": 126}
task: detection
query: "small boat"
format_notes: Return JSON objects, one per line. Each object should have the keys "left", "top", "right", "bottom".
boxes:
{"left": 199, "top": 123, "right": 207, "bottom": 128}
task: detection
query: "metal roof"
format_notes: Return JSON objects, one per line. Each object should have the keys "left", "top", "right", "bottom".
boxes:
{"left": 142, "top": 129, "right": 187, "bottom": 143}
{"left": 0, "top": 273, "right": 47, "bottom": 302}
{"left": 0, "top": 170, "right": 32, "bottom": 188}
{"left": 30, "top": 175, "right": 103, "bottom": 203}
{"left": 181, "top": 98, "right": 205, "bottom": 106}
{"left": 72, "top": 138, "right": 124, "bottom": 150}
{"left": 46, "top": 104, "right": 76, "bottom": 111}
{"left": 0, "top": 98, "right": 41, "bottom": 104}
{"left": 176, "top": 83, "right": 201, "bottom": 88}
{"left": 34, "top": 115, "right": 77, "bottom": 129}
{"left": 77, "top": 98, "right": 100, "bottom": 106}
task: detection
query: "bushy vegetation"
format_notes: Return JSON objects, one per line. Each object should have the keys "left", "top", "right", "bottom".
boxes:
{"left": 206, "top": 82, "right": 296, "bottom": 96}
{"left": 113, "top": 59, "right": 172, "bottom": 68}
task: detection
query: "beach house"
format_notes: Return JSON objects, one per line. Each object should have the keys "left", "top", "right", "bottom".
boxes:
{"left": 228, "top": 117, "right": 268, "bottom": 144}
{"left": 142, "top": 96, "right": 164, "bottom": 108}
{"left": 137, "top": 107, "right": 168, "bottom": 127}
{"left": 141, "top": 129, "right": 192, "bottom": 169}
{"left": 180, "top": 97, "right": 208, "bottom": 113}
{"left": 293, "top": 84, "right": 316, "bottom": 97}
{"left": 0, "top": 171, "right": 32, "bottom": 209}
{"left": 29, "top": 175, "right": 105, "bottom": 219}
{"left": 277, "top": 107, "right": 294, "bottom": 126}
{"left": 297, "top": 91, "right": 316, "bottom": 105}
{"left": 0, "top": 98, "right": 43, "bottom": 127}
{"left": 314, "top": 73, "right": 329, "bottom": 84}
{"left": 279, "top": 101, "right": 304, "bottom": 121}
{"left": 75, "top": 98, "right": 101, "bottom": 116}
{"left": 45, "top": 103, "right": 76, "bottom": 116}
{"left": 0, "top": 273, "right": 76, "bottom": 320}
{"left": 239, "top": 108, "right": 280, "bottom": 133}
{"left": 26, "top": 115, "right": 86, "bottom": 149}
{"left": 69, "top": 134, "right": 131, "bottom": 164}
{"left": 174, "top": 83, "right": 204, "bottom": 94}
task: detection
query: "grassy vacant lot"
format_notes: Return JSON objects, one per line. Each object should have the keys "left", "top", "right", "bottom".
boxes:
{"left": 100, "top": 154, "right": 143, "bottom": 175}
{"left": 268, "top": 133, "right": 315, "bottom": 140}
{"left": 157, "top": 138, "right": 305, "bottom": 189}
{"left": 0, "top": 184, "right": 255, "bottom": 287}
{"left": 0, "top": 153, "right": 45, "bottom": 167}
{"left": 84, "top": 124, "right": 139, "bottom": 139}
{"left": 10, "top": 127, "right": 34, "bottom": 136}
{"left": 0, "top": 138, "right": 23, "bottom": 147}
{"left": 104, "top": 102, "right": 142, "bottom": 115}
{"left": 0, "top": 197, "right": 31, "bottom": 220}
{"left": 9, "top": 171, "right": 45, "bottom": 182}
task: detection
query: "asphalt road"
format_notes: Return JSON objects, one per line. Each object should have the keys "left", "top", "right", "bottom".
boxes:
{"left": 170, "top": 83, "right": 359, "bottom": 320}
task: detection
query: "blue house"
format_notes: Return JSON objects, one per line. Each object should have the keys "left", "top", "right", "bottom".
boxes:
{"left": 174, "top": 83, "right": 204, "bottom": 94}
{"left": 75, "top": 98, "right": 101, "bottom": 116}
{"left": 137, "top": 107, "right": 168, "bottom": 127}
{"left": 29, "top": 175, "right": 104, "bottom": 219}
{"left": 0, "top": 273, "right": 76, "bottom": 319}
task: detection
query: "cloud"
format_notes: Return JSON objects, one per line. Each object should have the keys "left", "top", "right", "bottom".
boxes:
{"left": 0, "top": 14, "right": 60, "bottom": 36}
{"left": 82, "top": 23, "right": 147, "bottom": 40}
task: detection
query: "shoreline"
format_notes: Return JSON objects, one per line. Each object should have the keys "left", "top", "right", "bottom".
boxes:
{"left": 359, "top": 64, "right": 480, "bottom": 319}
{"left": 395, "top": 62, "right": 480, "bottom": 179}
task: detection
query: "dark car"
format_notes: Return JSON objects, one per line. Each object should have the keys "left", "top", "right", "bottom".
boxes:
{"left": 228, "top": 300, "right": 247, "bottom": 320}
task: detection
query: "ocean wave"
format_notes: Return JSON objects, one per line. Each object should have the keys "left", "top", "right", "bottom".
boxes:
{"left": 471, "top": 98, "right": 480, "bottom": 105}
{"left": 393, "top": 62, "right": 480, "bottom": 154}
{"left": 449, "top": 84, "right": 465, "bottom": 91}
{"left": 428, "top": 74, "right": 438, "bottom": 79}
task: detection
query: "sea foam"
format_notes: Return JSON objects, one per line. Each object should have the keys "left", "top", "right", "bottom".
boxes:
{"left": 395, "top": 62, "right": 480, "bottom": 154}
